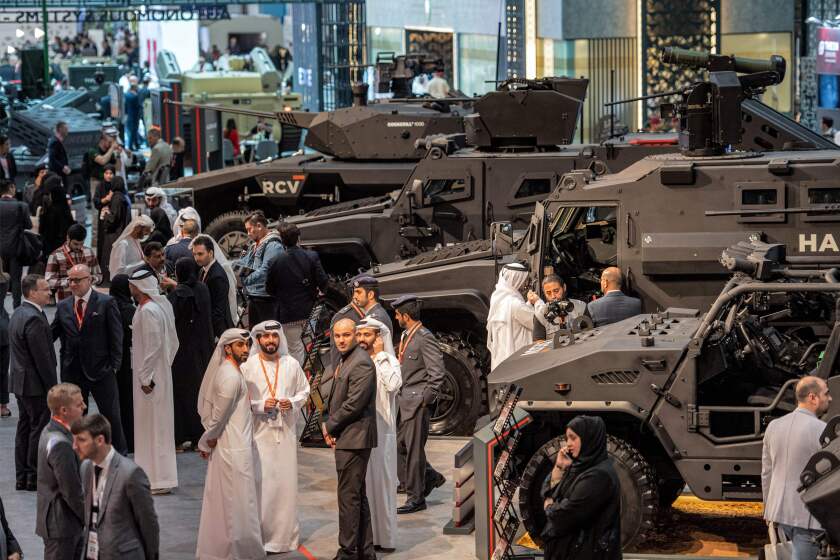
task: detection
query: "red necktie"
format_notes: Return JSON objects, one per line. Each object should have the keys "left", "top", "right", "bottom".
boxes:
{"left": 75, "top": 298, "right": 85, "bottom": 328}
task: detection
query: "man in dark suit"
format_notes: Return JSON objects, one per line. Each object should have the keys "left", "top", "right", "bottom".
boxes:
{"left": 72, "top": 413, "right": 160, "bottom": 560}
{"left": 37, "top": 383, "right": 86, "bottom": 559}
{"left": 0, "top": 179, "right": 31, "bottom": 308}
{"left": 322, "top": 317, "right": 377, "bottom": 560}
{"left": 1, "top": 494, "right": 23, "bottom": 560}
{"left": 585, "top": 267, "right": 642, "bottom": 327}
{"left": 10, "top": 274, "right": 57, "bottom": 491}
{"left": 52, "top": 264, "right": 127, "bottom": 454}
{"left": 47, "top": 121, "right": 71, "bottom": 189}
{"left": 392, "top": 295, "right": 446, "bottom": 514}
{"left": 192, "top": 235, "right": 234, "bottom": 337}
{"left": 0, "top": 134, "right": 17, "bottom": 185}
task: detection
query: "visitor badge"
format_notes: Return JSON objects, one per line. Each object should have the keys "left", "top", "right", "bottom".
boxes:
{"left": 86, "top": 530, "right": 99, "bottom": 559}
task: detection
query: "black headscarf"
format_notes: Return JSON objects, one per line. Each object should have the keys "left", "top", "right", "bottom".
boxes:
{"left": 558, "top": 415, "right": 609, "bottom": 495}
{"left": 109, "top": 273, "right": 136, "bottom": 323}
{"left": 110, "top": 176, "right": 126, "bottom": 192}
{"left": 175, "top": 257, "right": 198, "bottom": 286}
{"left": 150, "top": 207, "right": 174, "bottom": 240}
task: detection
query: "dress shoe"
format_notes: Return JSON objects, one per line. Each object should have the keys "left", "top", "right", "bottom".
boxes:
{"left": 15, "top": 481, "right": 26, "bottom": 491}
{"left": 374, "top": 545, "right": 396, "bottom": 553}
{"left": 397, "top": 500, "right": 427, "bottom": 514}
{"left": 423, "top": 473, "right": 446, "bottom": 498}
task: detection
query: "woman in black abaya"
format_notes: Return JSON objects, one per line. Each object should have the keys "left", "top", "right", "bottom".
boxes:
{"left": 167, "top": 257, "right": 214, "bottom": 448}
{"left": 541, "top": 415, "right": 621, "bottom": 560}
{"left": 147, "top": 206, "right": 174, "bottom": 247}
{"left": 109, "top": 274, "right": 136, "bottom": 452}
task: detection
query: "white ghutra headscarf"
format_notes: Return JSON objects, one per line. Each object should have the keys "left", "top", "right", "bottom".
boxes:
{"left": 166, "top": 206, "right": 202, "bottom": 247}
{"left": 128, "top": 268, "right": 179, "bottom": 364}
{"left": 197, "top": 327, "right": 251, "bottom": 426}
{"left": 356, "top": 317, "right": 396, "bottom": 357}
{"left": 249, "top": 320, "right": 290, "bottom": 357}
{"left": 109, "top": 214, "right": 154, "bottom": 277}
{"left": 486, "top": 262, "right": 534, "bottom": 369}
{"left": 144, "top": 186, "right": 177, "bottom": 228}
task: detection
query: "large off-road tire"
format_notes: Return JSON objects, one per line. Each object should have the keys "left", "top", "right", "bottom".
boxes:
{"left": 205, "top": 211, "right": 250, "bottom": 259}
{"left": 519, "top": 434, "right": 659, "bottom": 550}
{"left": 428, "top": 332, "right": 485, "bottom": 436}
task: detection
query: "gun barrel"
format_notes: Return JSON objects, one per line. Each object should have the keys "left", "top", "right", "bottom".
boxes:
{"left": 164, "top": 100, "right": 318, "bottom": 129}
{"left": 661, "top": 47, "right": 786, "bottom": 82}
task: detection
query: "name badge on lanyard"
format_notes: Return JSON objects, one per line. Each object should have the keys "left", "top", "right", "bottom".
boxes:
{"left": 86, "top": 515, "right": 99, "bottom": 559}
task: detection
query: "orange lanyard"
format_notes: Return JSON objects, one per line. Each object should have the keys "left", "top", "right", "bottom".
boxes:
{"left": 398, "top": 323, "right": 422, "bottom": 364}
{"left": 259, "top": 355, "right": 280, "bottom": 398}
{"left": 61, "top": 244, "right": 77, "bottom": 267}
{"left": 350, "top": 303, "right": 364, "bottom": 319}
{"left": 52, "top": 416, "right": 71, "bottom": 431}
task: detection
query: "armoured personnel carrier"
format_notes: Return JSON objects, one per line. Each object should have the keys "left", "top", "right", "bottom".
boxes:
{"left": 493, "top": 240, "right": 840, "bottom": 547}
{"left": 167, "top": 53, "right": 470, "bottom": 255}
{"left": 366, "top": 49, "right": 840, "bottom": 437}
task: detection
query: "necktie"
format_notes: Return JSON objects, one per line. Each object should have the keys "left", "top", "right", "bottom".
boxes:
{"left": 201, "top": 268, "right": 208, "bottom": 282}
{"left": 94, "top": 465, "right": 103, "bottom": 487}
{"left": 76, "top": 298, "right": 85, "bottom": 328}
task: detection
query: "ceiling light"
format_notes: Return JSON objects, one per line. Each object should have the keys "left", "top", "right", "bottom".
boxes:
{"left": 34, "top": 27, "right": 45, "bottom": 39}
{"left": 15, "top": 29, "right": 25, "bottom": 38}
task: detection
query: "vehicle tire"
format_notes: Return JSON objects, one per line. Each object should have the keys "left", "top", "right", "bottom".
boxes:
{"left": 205, "top": 211, "right": 250, "bottom": 259}
{"left": 518, "top": 434, "right": 659, "bottom": 549}
{"left": 428, "top": 332, "right": 485, "bottom": 436}
{"left": 323, "top": 274, "right": 351, "bottom": 314}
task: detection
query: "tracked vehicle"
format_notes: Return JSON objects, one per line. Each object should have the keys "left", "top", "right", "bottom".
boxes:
{"left": 366, "top": 48, "right": 840, "bottom": 437}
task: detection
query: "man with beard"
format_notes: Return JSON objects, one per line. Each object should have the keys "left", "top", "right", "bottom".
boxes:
{"left": 356, "top": 318, "right": 401, "bottom": 552}
{"left": 322, "top": 318, "right": 377, "bottom": 560}
{"left": 329, "top": 275, "right": 391, "bottom": 370}
{"left": 236, "top": 211, "right": 284, "bottom": 327}
{"left": 392, "top": 295, "right": 446, "bottom": 514}
{"left": 242, "top": 321, "right": 309, "bottom": 553}
{"left": 196, "top": 328, "right": 265, "bottom": 560}
{"left": 486, "top": 262, "right": 538, "bottom": 370}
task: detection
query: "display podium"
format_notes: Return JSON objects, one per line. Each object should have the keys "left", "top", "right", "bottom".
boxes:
{"left": 473, "top": 385, "right": 532, "bottom": 560}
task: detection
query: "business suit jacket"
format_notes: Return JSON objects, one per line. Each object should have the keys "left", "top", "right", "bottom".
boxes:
{"left": 0, "top": 197, "right": 31, "bottom": 257}
{"left": 47, "top": 136, "right": 69, "bottom": 177}
{"left": 0, "top": 152, "right": 16, "bottom": 181}
{"left": 398, "top": 326, "right": 445, "bottom": 422}
{"left": 9, "top": 302, "right": 57, "bottom": 397}
{"left": 1, "top": 496, "right": 22, "bottom": 560}
{"left": 325, "top": 344, "right": 377, "bottom": 450}
{"left": 202, "top": 260, "right": 233, "bottom": 337}
{"left": 36, "top": 419, "right": 85, "bottom": 540}
{"left": 81, "top": 452, "right": 160, "bottom": 560}
{"left": 585, "top": 291, "right": 642, "bottom": 327}
{"left": 52, "top": 290, "right": 123, "bottom": 382}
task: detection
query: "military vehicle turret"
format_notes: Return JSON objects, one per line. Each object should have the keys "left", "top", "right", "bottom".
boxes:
{"left": 166, "top": 52, "right": 470, "bottom": 255}
{"left": 364, "top": 49, "right": 839, "bottom": 436}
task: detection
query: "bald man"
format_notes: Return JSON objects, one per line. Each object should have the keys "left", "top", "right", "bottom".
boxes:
{"left": 585, "top": 267, "right": 641, "bottom": 327}
{"left": 762, "top": 376, "right": 832, "bottom": 560}
{"left": 51, "top": 264, "right": 127, "bottom": 454}
{"left": 323, "top": 317, "right": 377, "bottom": 560}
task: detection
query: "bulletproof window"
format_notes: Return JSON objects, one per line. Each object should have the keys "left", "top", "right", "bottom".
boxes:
{"left": 734, "top": 183, "right": 786, "bottom": 224}
{"left": 422, "top": 178, "right": 468, "bottom": 203}
{"left": 741, "top": 189, "right": 777, "bottom": 205}
{"left": 803, "top": 186, "right": 840, "bottom": 222}
{"left": 515, "top": 178, "right": 553, "bottom": 198}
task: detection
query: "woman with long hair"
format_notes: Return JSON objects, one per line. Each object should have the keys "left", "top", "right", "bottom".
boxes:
{"left": 541, "top": 415, "right": 622, "bottom": 560}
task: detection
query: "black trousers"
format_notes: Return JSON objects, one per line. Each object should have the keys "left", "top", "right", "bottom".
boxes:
{"left": 1, "top": 255, "right": 22, "bottom": 308}
{"left": 334, "top": 448, "right": 375, "bottom": 560}
{"left": 0, "top": 344, "right": 9, "bottom": 405}
{"left": 15, "top": 394, "right": 49, "bottom": 484}
{"left": 65, "top": 365, "right": 128, "bottom": 455}
{"left": 43, "top": 535, "right": 83, "bottom": 560}
{"left": 397, "top": 405, "right": 442, "bottom": 503}
{"left": 247, "top": 295, "right": 277, "bottom": 328}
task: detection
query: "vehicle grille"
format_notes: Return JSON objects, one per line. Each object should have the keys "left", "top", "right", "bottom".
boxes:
{"left": 591, "top": 370, "right": 640, "bottom": 385}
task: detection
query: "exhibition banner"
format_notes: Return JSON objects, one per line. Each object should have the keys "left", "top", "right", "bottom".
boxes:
{"left": 817, "top": 26, "right": 840, "bottom": 75}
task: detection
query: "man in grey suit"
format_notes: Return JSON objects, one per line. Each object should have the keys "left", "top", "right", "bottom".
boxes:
{"left": 585, "top": 267, "right": 642, "bottom": 327}
{"left": 323, "top": 317, "right": 377, "bottom": 560}
{"left": 36, "top": 383, "right": 86, "bottom": 560}
{"left": 72, "top": 413, "right": 160, "bottom": 560}
{"left": 393, "top": 295, "right": 446, "bottom": 514}
{"left": 762, "top": 376, "right": 832, "bottom": 560}
{"left": 10, "top": 274, "right": 57, "bottom": 491}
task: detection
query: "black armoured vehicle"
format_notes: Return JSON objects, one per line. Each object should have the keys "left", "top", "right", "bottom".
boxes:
{"left": 366, "top": 49, "right": 840, "bottom": 437}
{"left": 168, "top": 53, "right": 470, "bottom": 255}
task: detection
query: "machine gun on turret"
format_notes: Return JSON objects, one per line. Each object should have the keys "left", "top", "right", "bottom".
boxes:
{"left": 608, "top": 48, "right": 787, "bottom": 156}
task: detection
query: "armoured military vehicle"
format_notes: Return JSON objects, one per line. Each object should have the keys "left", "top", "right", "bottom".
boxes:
{"left": 166, "top": 52, "right": 470, "bottom": 255}
{"left": 366, "top": 48, "right": 839, "bottom": 437}
{"left": 494, "top": 240, "right": 840, "bottom": 547}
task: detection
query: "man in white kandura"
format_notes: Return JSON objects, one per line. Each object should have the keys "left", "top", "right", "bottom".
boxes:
{"left": 242, "top": 320, "right": 310, "bottom": 553}
{"left": 356, "top": 317, "right": 401, "bottom": 552}
{"left": 128, "top": 268, "right": 179, "bottom": 494}
{"left": 486, "top": 262, "right": 538, "bottom": 369}
{"left": 196, "top": 328, "right": 265, "bottom": 560}
{"left": 110, "top": 214, "right": 154, "bottom": 278}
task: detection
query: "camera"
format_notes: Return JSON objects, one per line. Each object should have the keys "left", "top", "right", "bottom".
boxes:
{"left": 544, "top": 299, "right": 575, "bottom": 325}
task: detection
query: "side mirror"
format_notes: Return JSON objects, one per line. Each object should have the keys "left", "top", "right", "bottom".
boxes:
{"left": 490, "top": 221, "right": 514, "bottom": 254}
{"left": 407, "top": 179, "right": 423, "bottom": 206}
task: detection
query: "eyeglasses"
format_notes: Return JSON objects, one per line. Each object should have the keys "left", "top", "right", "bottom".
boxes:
{"left": 68, "top": 276, "right": 91, "bottom": 284}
